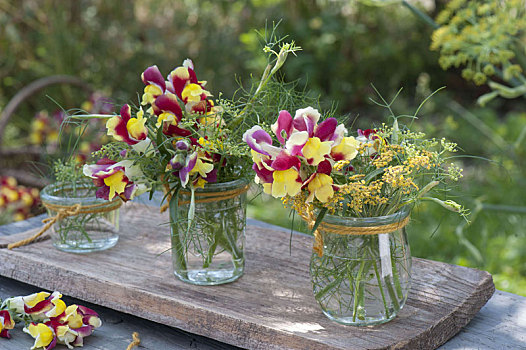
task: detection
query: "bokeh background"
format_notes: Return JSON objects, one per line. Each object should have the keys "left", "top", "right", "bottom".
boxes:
{"left": 0, "top": 0, "right": 525, "bottom": 295}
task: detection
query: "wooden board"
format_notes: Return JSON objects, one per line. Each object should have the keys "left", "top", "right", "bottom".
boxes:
{"left": 0, "top": 203, "right": 495, "bottom": 350}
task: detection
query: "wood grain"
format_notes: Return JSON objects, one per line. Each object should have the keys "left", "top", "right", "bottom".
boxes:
{"left": 0, "top": 203, "right": 495, "bottom": 350}
{"left": 437, "top": 290, "right": 526, "bottom": 350}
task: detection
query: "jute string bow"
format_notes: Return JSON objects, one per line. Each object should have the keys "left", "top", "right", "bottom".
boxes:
{"left": 303, "top": 209, "right": 410, "bottom": 257}
{"left": 6, "top": 199, "right": 122, "bottom": 250}
{"left": 159, "top": 184, "right": 249, "bottom": 213}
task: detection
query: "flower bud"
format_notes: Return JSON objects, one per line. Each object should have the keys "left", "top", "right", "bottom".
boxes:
{"left": 175, "top": 140, "right": 190, "bottom": 151}
{"left": 170, "top": 154, "right": 186, "bottom": 171}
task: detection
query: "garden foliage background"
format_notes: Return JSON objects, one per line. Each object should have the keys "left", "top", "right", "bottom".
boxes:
{"left": 0, "top": 0, "right": 525, "bottom": 295}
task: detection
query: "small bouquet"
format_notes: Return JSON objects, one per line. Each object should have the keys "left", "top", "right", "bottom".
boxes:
{"left": 1, "top": 291, "right": 101, "bottom": 349}
{"left": 244, "top": 94, "right": 467, "bottom": 324}
{"left": 81, "top": 37, "right": 304, "bottom": 284}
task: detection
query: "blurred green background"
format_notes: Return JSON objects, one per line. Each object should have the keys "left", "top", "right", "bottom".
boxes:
{"left": 0, "top": 0, "right": 524, "bottom": 295}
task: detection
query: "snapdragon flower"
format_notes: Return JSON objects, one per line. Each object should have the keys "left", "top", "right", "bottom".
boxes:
{"left": 83, "top": 159, "right": 144, "bottom": 201}
{"left": 0, "top": 310, "right": 14, "bottom": 339}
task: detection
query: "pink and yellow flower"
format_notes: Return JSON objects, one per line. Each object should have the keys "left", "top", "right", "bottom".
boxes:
{"left": 152, "top": 93, "right": 192, "bottom": 137}
{"left": 53, "top": 324, "right": 77, "bottom": 349}
{"left": 106, "top": 104, "right": 148, "bottom": 146}
{"left": 243, "top": 126, "right": 279, "bottom": 157}
{"left": 83, "top": 159, "right": 143, "bottom": 201}
{"left": 23, "top": 292, "right": 63, "bottom": 321}
{"left": 356, "top": 128, "right": 383, "bottom": 155}
{"left": 270, "top": 168, "right": 303, "bottom": 198}
{"left": 189, "top": 155, "right": 214, "bottom": 179}
{"left": 168, "top": 67, "right": 191, "bottom": 96}
{"left": 167, "top": 59, "right": 199, "bottom": 99}
{"left": 24, "top": 323, "right": 55, "bottom": 350}
{"left": 305, "top": 173, "right": 334, "bottom": 203}
{"left": 140, "top": 59, "right": 215, "bottom": 137}
{"left": 302, "top": 137, "right": 333, "bottom": 165}
{"left": 293, "top": 107, "right": 320, "bottom": 137}
{"left": 167, "top": 151, "right": 216, "bottom": 188}
{"left": 0, "top": 310, "right": 14, "bottom": 339}
{"left": 251, "top": 150, "right": 274, "bottom": 185}
{"left": 182, "top": 83, "right": 212, "bottom": 104}
{"left": 331, "top": 136, "right": 360, "bottom": 161}
{"left": 141, "top": 65, "right": 166, "bottom": 105}
{"left": 76, "top": 305, "right": 102, "bottom": 329}
{"left": 165, "top": 59, "right": 213, "bottom": 115}
{"left": 271, "top": 110, "right": 294, "bottom": 144}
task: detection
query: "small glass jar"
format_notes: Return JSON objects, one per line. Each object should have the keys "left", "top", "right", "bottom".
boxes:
{"left": 40, "top": 182, "right": 120, "bottom": 253}
{"left": 310, "top": 207, "right": 411, "bottom": 325}
{"left": 170, "top": 179, "right": 247, "bottom": 285}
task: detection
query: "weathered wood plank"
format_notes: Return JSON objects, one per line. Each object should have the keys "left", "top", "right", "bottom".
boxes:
{"left": 0, "top": 214, "right": 45, "bottom": 237}
{"left": 0, "top": 203, "right": 495, "bottom": 350}
{"left": 438, "top": 290, "right": 526, "bottom": 350}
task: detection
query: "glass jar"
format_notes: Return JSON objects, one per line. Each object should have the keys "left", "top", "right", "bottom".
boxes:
{"left": 170, "top": 179, "right": 248, "bottom": 285}
{"left": 40, "top": 182, "right": 120, "bottom": 253}
{"left": 310, "top": 207, "right": 411, "bottom": 325}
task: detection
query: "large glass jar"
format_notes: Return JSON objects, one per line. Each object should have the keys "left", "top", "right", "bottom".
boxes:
{"left": 40, "top": 182, "right": 121, "bottom": 253}
{"left": 170, "top": 179, "right": 248, "bottom": 285}
{"left": 310, "top": 207, "right": 411, "bottom": 325}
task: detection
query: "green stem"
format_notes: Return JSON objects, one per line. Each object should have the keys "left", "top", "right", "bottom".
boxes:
{"left": 352, "top": 258, "right": 367, "bottom": 322}
{"left": 384, "top": 275, "right": 400, "bottom": 311}
{"left": 391, "top": 254, "right": 403, "bottom": 299}
{"left": 401, "top": 0, "right": 439, "bottom": 29}
{"left": 169, "top": 190, "right": 187, "bottom": 277}
{"left": 229, "top": 64, "right": 272, "bottom": 130}
{"left": 314, "top": 267, "right": 345, "bottom": 301}
{"left": 372, "top": 257, "right": 390, "bottom": 318}
{"left": 69, "top": 114, "right": 115, "bottom": 119}
{"left": 202, "top": 235, "right": 219, "bottom": 269}
{"left": 481, "top": 203, "right": 526, "bottom": 214}
{"left": 217, "top": 230, "right": 242, "bottom": 259}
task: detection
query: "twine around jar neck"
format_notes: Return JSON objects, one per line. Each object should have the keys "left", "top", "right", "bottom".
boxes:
{"left": 159, "top": 184, "right": 249, "bottom": 213}
{"left": 6, "top": 199, "right": 122, "bottom": 250}
{"left": 302, "top": 211, "right": 410, "bottom": 257}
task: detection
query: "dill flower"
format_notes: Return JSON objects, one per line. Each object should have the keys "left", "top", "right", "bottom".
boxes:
{"left": 431, "top": 0, "right": 526, "bottom": 103}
